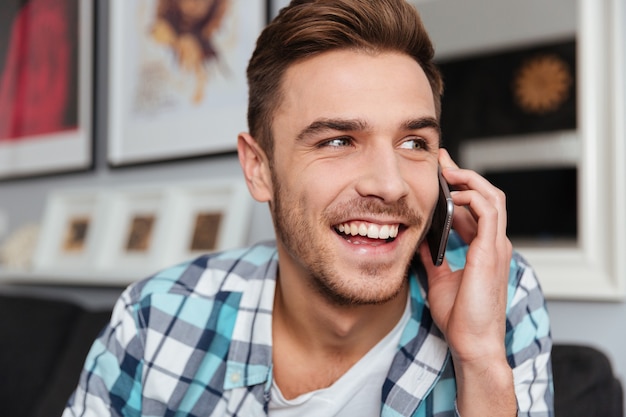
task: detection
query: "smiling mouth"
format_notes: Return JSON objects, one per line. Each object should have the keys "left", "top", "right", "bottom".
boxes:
{"left": 334, "top": 221, "right": 400, "bottom": 244}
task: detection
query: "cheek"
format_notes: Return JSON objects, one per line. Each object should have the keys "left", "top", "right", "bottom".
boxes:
{"left": 408, "top": 176, "right": 439, "bottom": 213}
{"left": 282, "top": 160, "right": 347, "bottom": 199}
{"left": 291, "top": 176, "right": 341, "bottom": 219}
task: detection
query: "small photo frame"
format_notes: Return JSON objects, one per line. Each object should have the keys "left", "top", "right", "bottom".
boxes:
{"left": 33, "top": 189, "right": 105, "bottom": 271}
{"left": 96, "top": 186, "right": 170, "bottom": 275}
{"left": 28, "top": 179, "right": 255, "bottom": 284}
{"left": 162, "top": 178, "right": 253, "bottom": 265}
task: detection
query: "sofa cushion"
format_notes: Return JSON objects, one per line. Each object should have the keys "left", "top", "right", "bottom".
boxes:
{"left": 553, "top": 344, "right": 624, "bottom": 417}
{"left": 32, "top": 308, "right": 111, "bottom": 417}
{"left": 0, "top": 295, "right": 82, "bottom": 417}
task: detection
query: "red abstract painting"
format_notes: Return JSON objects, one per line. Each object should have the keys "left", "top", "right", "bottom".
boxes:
{"left": 0, "top": 0, "right": 78, "bottom": 142}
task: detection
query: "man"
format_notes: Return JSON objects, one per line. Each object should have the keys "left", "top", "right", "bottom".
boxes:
{"left": 64, "top": 1, "right": 553, "bottom": 416}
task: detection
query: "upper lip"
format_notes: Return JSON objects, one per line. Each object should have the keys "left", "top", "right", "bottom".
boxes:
{"left": 332, "top": 216, "right": 406, "bottom": 226}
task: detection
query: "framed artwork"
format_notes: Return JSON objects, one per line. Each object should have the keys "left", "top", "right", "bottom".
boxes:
{"left": 0, "top": 0, "right": 93, "bottom": 180}
{"left": 420, "top": 0, "right": 626, "bottom": 300}
{"left": 437, "top": 39, "right": 576, "bottom": 155}
{"left": 96, "top": 186, "right": 170, "bottom": 277}
{"left": 107, "top": 0, "right": 266, "bottom": 166}
{"left": 162, "top": 178, "right": 253, "bottom": 265}
{"left": 33, "top": 189, "right": 105, "bottom": 272}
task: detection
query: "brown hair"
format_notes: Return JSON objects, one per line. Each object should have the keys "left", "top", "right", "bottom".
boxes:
{"left": 246, "top": 0, "right": 443, "bottom": 160}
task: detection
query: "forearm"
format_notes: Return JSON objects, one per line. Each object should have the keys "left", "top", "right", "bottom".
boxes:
{"left": 454, "top": 356, "right": 517, "bottom": 417}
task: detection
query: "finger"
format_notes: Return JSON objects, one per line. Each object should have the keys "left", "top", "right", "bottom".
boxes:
{"left": 453, "top": 188, "right": 512, "bottom": 282}
{"left": 450, "top": 200, "right": 478, "bottom": 244}
{"left": 438, "top": 148, "right": 459, "bottom": 170}
{"left": 443, "top": 168, "right": 508, "bottom": 242}
{"left": 451, "top": 189, "right": 499, "bottom": 248}
{"left": 438, "top": 148, "right": 509, "bottom": 256}
{"left": 439, "top": 149, "right": 470, "bottom": 192}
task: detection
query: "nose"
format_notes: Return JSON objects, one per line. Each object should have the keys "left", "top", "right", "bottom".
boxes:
{"left": 354, "top": 144, "right": 410, "bottom": 202}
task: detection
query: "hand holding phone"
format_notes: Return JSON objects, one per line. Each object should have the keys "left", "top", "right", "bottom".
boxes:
{"left": 425, "top": 167, "right": 454, "bottom": 266}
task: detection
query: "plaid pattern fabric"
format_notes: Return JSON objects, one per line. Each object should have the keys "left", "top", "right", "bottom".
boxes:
{"left": 64, "top": 233, "right": 553, "bottom": 417}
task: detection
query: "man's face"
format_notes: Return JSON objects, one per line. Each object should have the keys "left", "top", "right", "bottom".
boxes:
{"left": 269, "top": 50, "right": 440, "bottom": 306}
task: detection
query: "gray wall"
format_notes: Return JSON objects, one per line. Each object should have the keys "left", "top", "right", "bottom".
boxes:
{"left": 0, "top": 0, "right": 624, "bottom": 407}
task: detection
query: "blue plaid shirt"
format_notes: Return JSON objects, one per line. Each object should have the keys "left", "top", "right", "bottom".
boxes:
{"left": 64, "top": 232, "right": 553, "bottom": 416}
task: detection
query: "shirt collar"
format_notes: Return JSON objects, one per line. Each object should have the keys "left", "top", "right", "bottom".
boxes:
{"left": 223, "top": 249, "right": 450, "bottom": 408}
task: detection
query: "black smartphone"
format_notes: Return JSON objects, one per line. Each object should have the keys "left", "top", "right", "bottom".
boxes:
{"left": 425, "top": 167, "right": 454, "bottom": 266}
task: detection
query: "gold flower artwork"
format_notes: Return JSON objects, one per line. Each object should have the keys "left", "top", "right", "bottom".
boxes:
{"left": 512, "top": 54, "right": 573, "bottom": 114}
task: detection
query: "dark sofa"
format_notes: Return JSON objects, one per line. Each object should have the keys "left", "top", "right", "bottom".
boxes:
{"left": 0, "top": 293, "right": 623, "bottom": 417}
{"left": 0, "top": 294, "right": 111, "bottom": 417}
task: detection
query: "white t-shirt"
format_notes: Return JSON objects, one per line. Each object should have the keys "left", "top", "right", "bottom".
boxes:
{"left": 269, "top": 296, "right": 411, "bottom": 417}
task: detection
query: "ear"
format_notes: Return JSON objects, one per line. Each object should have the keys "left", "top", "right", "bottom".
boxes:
{"left": 237, "top": 132, "right": 273, "bottom": 203}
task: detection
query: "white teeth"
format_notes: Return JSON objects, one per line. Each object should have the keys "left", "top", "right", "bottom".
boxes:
{"left": 336, "top": 222, "right": 399, "bottom": 240}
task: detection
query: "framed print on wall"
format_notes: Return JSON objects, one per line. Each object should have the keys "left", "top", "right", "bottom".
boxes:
{"left": 33, "top": 189, "right": 105, "bottom": 272}
{"left": 107, "top": 0, "right": 266, "bottom": 166}
{"left": 96, "top": 186, "right": 170, "bottom": 278}
{"left": 0, "top": 0, "right": 93, "bottom": 179}
{"left": 161, "top": 178, "right": 253, "bottom": 266}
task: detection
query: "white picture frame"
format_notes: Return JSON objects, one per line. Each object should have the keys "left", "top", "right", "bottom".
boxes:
{"left": 19, "top": 178, "right": 255, "bottom": 285}
{"left": 524, "top": 0, "right": 625, "bottom": 301}
{"left": 107, "top": 0, "right": 266, "bottom": 166}
{"left": 0, "top": 0, "right": 93, "bottom": 179}
{"left": 160, "top": 178, "right": 254, "bottom": 266}
{"left": 33, "top": 189, "right": 106, "bottom": 272}
{"left": 95, "top": 186, "right": 170, "bottom": 278}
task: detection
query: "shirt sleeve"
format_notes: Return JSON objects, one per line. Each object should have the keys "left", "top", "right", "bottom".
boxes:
{"left": 63, "top": 287, "right": 145, "bottom": 417}
{"left": 505, "top": 252, "right": 554, "bottom": 417}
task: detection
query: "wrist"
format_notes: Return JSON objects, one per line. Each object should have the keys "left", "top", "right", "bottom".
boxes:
{"left": 454, "top": 356, "right": 517, "bottom": 417}
{"left": 453, "top": 353, "right": 512, "bottom": 385}
{"left": 449, "top": 335, "right": 507, "bottom": 365}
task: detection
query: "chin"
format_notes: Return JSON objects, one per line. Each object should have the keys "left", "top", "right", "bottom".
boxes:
{"left": 312, "top": 261, "right": 410, "bottom": 307}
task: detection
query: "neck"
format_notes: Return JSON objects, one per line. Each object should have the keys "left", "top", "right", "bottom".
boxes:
{"left": 276, "top": 279, "right": 408, "bottom": 350}
{"left": 271, "top": 265, "right": 409, "bottom": 399}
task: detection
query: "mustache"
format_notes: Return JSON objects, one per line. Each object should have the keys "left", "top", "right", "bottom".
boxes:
{"left": 322, "top": 197, "right": 423, "bottom": 226}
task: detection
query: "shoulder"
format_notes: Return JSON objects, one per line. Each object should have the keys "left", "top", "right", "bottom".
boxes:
{"left": 122, "top": 241, "right": 279, "bottom": 308}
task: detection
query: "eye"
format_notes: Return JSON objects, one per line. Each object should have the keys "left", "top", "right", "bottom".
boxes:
{"left": 399, "top": 137, "right": 429, "bottom": 151}
{"left": 320, "top": 137, "right": 352, "bottom": 148}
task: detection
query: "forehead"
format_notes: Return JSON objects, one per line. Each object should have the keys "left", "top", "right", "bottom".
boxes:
{"left": 275, "top": 49, "right": 437, "bottom": 128}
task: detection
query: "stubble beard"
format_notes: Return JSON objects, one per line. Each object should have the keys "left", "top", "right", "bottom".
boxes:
{"left": 271, "top": 175, "right": 423, "bottom": 307}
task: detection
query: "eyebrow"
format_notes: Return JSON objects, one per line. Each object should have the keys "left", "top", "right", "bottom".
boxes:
{"left": 296, "top": 118, "right": 369, "bottom": 141}
{"left": 296, "top": 116, "right": 441, "bottom": 142}
{"left": 403, "top": 117, "right": 441, "bottom": 136}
